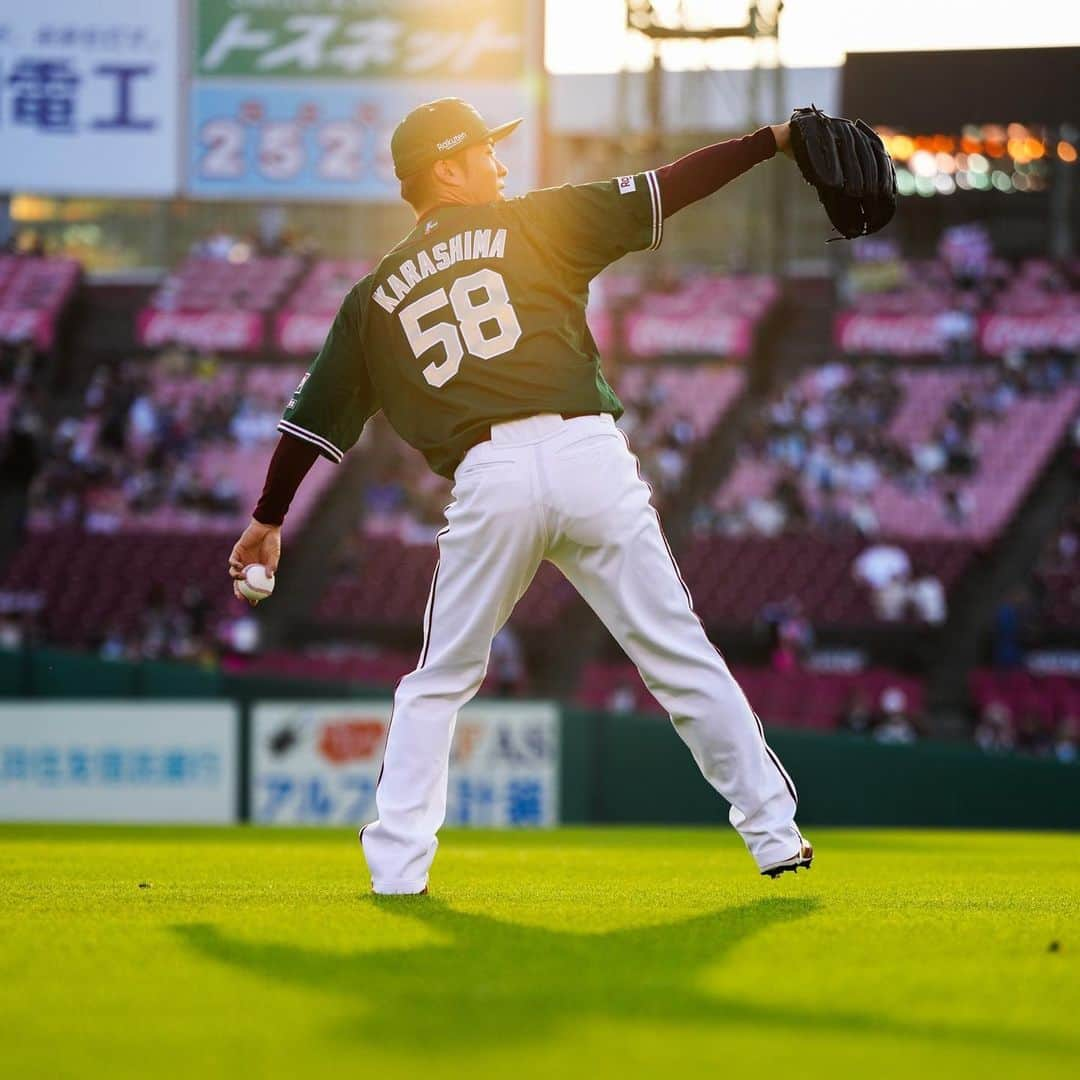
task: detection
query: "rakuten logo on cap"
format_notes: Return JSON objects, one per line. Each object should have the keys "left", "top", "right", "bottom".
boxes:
{"left": 437, "top": 131, "right": 467, "bottom": 152}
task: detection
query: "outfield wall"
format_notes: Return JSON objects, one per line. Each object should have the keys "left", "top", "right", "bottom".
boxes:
{"left": 561, "top": 710, "right": 1080, "bottom": 830}
{"left": 1, "top": 650, "right": 1078, "bottom": 829}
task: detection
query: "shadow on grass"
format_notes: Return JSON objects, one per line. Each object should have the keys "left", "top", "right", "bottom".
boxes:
{"left": 173, "top": 896, "right": 1071, "bottom": 1055}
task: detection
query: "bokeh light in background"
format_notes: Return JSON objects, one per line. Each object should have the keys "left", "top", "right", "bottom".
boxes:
{"left": 883, "top": 123, "right": 1075, "bottom": 199}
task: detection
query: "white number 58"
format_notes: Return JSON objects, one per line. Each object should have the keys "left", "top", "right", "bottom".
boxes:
{"left": 398, "top": 268, "right": 522, "bottom": 388}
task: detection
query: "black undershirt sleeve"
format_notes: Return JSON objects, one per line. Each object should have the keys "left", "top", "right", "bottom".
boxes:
{"left": 655, "top": 126, "right": 777, "bottom": 218}
{"left": 252, "top": 432, "right": 320, "bottom": 526}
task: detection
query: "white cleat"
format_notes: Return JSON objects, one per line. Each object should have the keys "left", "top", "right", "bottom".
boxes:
{"left": 761, "top": 839, "right": 814, "bottom": 879}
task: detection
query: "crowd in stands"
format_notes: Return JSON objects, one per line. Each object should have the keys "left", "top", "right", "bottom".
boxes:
{"left": 971, "top": 670, "right": 1079, "bottom": 764}
{"left": 697, "top": 350, "right": 1075, "bottom": 544}
{"left": 835, "top": 684, "right": 922, "bottom": 745}
{"left": 25, "top": 350, "right": 304, "bottom": 532}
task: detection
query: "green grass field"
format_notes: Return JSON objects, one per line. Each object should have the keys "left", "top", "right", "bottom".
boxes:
{"left": 0, "top": 826, "right": 1077, "bottom": 1079}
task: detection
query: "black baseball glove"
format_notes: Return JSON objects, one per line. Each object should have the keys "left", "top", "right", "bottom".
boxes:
{"left": 789, "top": 105, "right": 897, "bottom": 241}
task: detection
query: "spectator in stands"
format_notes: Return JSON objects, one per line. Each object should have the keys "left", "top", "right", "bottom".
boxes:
{"left": 1014, "top": 710, "right": 1052, "bottom": 757}
{"left": 974, "top": 701, "right": 1015, "bottom": 754}
{"left": 138, "top": 583, "right": 175, "bottom": 660}
{"left": 98, "top": 622, "right": 130, "bottom": 662}
{"left": 605, "top": 680, "right": 637, "bottom": 715}
{"left": 1054, "top": 715, "right": 1079, "bottom": 765}
{"left": 811, "top": 490, "right": 850, "bottom": 536}
{"left": 873, "top": 687, "right": 918, "bottom": 745}
{"left": 652, "top": 433, "right": 688, "bottom": 496}
{"left": 849, "top": 494, "right": 880, "bottom": 537}
{"left": 755, "top": 597, "right": 813, "bottom": 671}
{"left": 941, "top": 483, "right": 973, "bottom": 527}
{"left": 939, "top": 421, "right": 978, "bottom": 477}
{"left": 207, "top": 471, "right": 241, "bottom": 514}
{"left": 0, "top": 391, "right": 45, "bottom": 553}
{"left": 991, "top": 587, "right": 1030, "bottom": 669}
{"left": 853, "top": 543, "right": 911, "bottom": 621}
{"left": 911, "top": 438, "right": 946, "bottom": 483}
{"left": 0, "top": 613, "right": 24, "bottom": 651}
{"left": 771, "top": 600, "right": 813, "bottom": 672}
{"left": 946, "top": 389, "right": 978, "bottom": 436}
{"left": 744, "top": 494, "right": 786, "bottom": 537}
{"left": 219, "top": 610, "right": 260, "bottom": 657}
{"left": 229, "top": 394, "right": 280, "bottom": 447}
{"left": 937, "top": 306, "right": 976, "bottom": 362}
{"left": 773, "top": 471, "right": 808, "bottom": 530}
{"left": 908, "top": 564, "right": 947, "bottom": 625}
{"left": 668, "top": 413, "right": 695, "bottom": 449}
{"left": 837, "top": 687, "right": 875, "bottom": 736}
{"left": 489, "top": 625, "right": 526, "bottom": 698}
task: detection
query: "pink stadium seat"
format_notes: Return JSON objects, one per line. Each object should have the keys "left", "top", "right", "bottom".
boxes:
{"left": 0, "top": 531, "right": 234, "bottom": 645}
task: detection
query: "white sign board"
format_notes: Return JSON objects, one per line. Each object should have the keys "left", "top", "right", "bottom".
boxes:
{"left": 0, "top": 703, "right": 238, "bottom": 823}
{"left": 0, "top": 0, "right": 182, "bottom": 195}
{"left": 252, "top": 700, "right": 560, "bottom": 827}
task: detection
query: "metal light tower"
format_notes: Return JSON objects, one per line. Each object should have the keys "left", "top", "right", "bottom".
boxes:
{"left": 624, "top": 1, "right": 787, "bottom": 274}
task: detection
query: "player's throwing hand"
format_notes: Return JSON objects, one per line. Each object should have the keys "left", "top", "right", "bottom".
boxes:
{"left": 228, "top": 519, "right": 281, "bottom": 604}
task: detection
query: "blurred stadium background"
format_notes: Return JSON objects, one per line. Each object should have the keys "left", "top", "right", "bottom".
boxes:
{"left": 0, "top": 0, "right": 1078, "bottom": 831}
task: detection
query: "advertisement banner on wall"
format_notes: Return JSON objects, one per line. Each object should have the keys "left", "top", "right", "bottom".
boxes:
{"left": 0, "top": 0, "right": 182, "bottom": 196}
{"left": 188, "top": 0, "right": 539, "bottom": 201}
{"left": 275, "top": 310, "right": 335, "bottom": 354}
{"left": 0, "top": 704, "right": 238, "bottom": 823}
{"left": 624, "top": 312, "right": 754, "bottom": 359}
{"left": 251, "top": 700, "right": 560, "bottom": 827}
{"left": 834, "top": 313, "right": 950, "bottom": 357}
{"left": 136, "top": 308, "right": 266, "bottom": 352}
{"left": 193, "top": 0, "right": 530, "bottom": 81}
{"left": 978, "top": 312, "right": 1080, "bottom": 356}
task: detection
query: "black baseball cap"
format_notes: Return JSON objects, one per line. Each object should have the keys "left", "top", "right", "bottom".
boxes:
{"left": 391, "top": 98, "right": 522, "bottom": 180}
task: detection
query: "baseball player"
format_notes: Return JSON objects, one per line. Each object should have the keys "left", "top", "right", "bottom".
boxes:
{"left": 229, "top": 98, "right": 812, "bottom": 892}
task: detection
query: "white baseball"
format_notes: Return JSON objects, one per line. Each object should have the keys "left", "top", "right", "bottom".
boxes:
{"left": 238, "top": 563, "right": 275, "bottom": 603}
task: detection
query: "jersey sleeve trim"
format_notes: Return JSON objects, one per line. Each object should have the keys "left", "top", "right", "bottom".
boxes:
{"left": 645, "top": 169, "right": 663, "bottom": 250}
{"left": 277, "top": 419, "right": 345, "bottom": 464}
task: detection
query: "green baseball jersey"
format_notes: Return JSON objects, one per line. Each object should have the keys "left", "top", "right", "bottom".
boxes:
{"left": 279, "top": 170, "right": 664, "bottom": 478}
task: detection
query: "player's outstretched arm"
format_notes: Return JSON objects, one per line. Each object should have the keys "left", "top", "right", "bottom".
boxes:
{"left": 655, "top": 121, "right": 792, "bottom": 219}
{"left": 226, "top": 432, "right": 318, "bottom": 603}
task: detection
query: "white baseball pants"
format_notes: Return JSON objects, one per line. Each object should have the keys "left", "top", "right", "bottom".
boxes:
{"left": 360, "top": 413, "right": 803, "bottom": 892}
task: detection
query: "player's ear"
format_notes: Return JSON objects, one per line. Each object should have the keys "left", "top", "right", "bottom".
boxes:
{"left": 432, "top": 157, "right": 462, "bottom": 190}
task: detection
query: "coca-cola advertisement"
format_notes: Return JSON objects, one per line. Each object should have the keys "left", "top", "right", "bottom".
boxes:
{"left": 136, "top": 309, "right": 265, "bottom": 352}
{"left": 624, "top": 312, "right": 754, "bottom": 359}
{"left": 834, "top": 313, "right": 950, "bottom": 356}
{"left": 978, "top": 313, "right": 1080, "bottom": 355}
